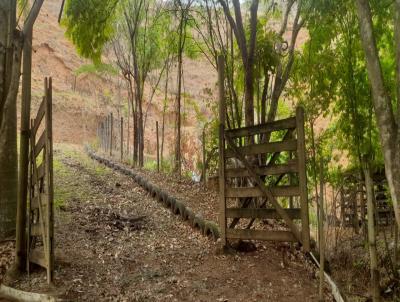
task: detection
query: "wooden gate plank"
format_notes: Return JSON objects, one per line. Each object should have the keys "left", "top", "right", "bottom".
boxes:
{"left": 34, "top": 162, "right": 45, "bottom": 181}
{"left": 225, "top": 160, "right": 298, "bottom": 177}
{"left": 34, "top": 131, "right": 46, "bottom": 156}
{"left": 31, "top": 192, "right": 47, "bottom": 209}
{"left": 226, "top": 186, "right": 300, "bottom": 198}
{"left": 225, "top": 139, "right": 297, "bottom": 158}
{"left": 30, "top": 224, "right": 42, "bottom": 236}
{"left": 225, "top": 117, "right": 296, "bottom": 138}
{"left": 31, "top": 97, "right": 46, "bottom": 136}
{"left": 226, "top": 208, "right": 301, "bottom": 219}
{"left": 226, "top": 229, "right": 297, "bottom": 242}
{"left": 29, "top": 250, "right": 47, "bottom": 268}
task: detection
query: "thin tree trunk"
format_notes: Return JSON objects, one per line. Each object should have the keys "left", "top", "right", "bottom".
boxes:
{"left": 310, "top": 120, "right": 320, "bottom": 240}
{"left": 0, "top": 1, "right": 18, "bottom": 239}
{"left": 175, "top": 11, "right": 185, "bottom": 175}
{"left": 161, "top": 60, "right": 170, "bottom": 169}
{"left": 319, "top": 158, "right": 325, "bottom": 302}
{"left": 356, "top": 0, "right": 400, "bottom": 229}
{"left": 127, "top": 98, "right": 130, "bottom": 157}
{"left": 363, "top": 160, "right": 381, "bottom": 302}
{"left": 138, "top": 83, "right": 144, "bottom": 167}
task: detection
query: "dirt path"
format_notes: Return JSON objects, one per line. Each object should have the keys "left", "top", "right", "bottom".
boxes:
{"left": 8, "top": 145, "right": 328, "bottom": 301}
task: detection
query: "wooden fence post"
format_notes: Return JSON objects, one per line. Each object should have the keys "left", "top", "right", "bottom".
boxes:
{"left": 105, "top": 116, "right": 109, "bottom": 153}
{"left": 110, "top": 113, "right": 113, "bottom": 157}
{"left": 101, "top": 121, "right": 105, "bottom": 152}
{"left": 120, "top": 117, "right": 123, "bottom": 161}
{"left": 202, "top": 127, "right": 206, "bottom": 188}
{"left": 218, "top": 55, "right": 226, "bottom": 246}
{"left": 363, "top": 160, "right": 381, "bottom": 302}
{"left": 156, "top": 121, "right": 160, "bottom": 172}
{"left": 45, "top": 77, "right": 54, "bottom": 283}
{"left": 297, "top": 106, "right": 310, "bottom": 252}
{"left": 319, "top": 158, "right": 325, "bottom": 302}
{"left": 16, "top": 26, "right": 33, "bottom": 270}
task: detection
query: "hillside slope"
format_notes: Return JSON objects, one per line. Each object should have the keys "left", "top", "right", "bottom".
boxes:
{"left": 25, "top": 0, "right": 218, "bottom": 170}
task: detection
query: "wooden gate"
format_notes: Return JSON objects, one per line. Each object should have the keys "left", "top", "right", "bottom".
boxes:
{"left": 340, "top": 170, "right": 393, "bottom": 229}
{"left": 218, "top": 106, "right": 310, "bottom": 251}
{"left": 27, "top": 78, "right": 54, "bottom": 283}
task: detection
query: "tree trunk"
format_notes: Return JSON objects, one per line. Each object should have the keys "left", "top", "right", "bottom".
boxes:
{"left": 16, "top": 25, "right": 33, "bottom": 270}
{"left": 137, "top": 81, "right": 144, "bottom": 167}
{"left": 318, "top": 158, "right": 325, "bottom": 302}
{"left": 363, "top": 161, "right": 381, "bottom": 301}
{"left": 356, "top": 0, "right": 400, "bottom": 229}
{"left": 0, "top": 1, "right": 18, "bottom": 240}
{"left": 161, "top": 61, "right": 169, "bottom": 169}
{"left": 127, "top": 98, "right": 130, "bottom": 157}
{"left": 175, "top": 11, "right": 185, "bottom": 175}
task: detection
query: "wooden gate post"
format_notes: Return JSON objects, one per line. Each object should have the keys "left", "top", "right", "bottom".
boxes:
{"left": 202, "top": 127, "right": 206, "bottom": 187}
{"left": 156, "top": 121, "right": 160, "bottom": 172}
{"left": 218, "top": 55, "right": 226, "bottom": 246}
{"left": 110, "top": 113, "right": 113, "bottom": 157}
{"left": 105, "top": 116, "right": 109, "bottom": 153}
{"left": 101, "top": 121, "right": 105, "bottom": 152}
{"left": 296, "top": 106, "right": 310, "bottom": 252}
{"left": 45, "top": 77, "right": 54, "bottom": 282}
{"left": 120, "top": 117, "right": 123, "bottom": 161}
{"left": 16, "top": 26, "right": 33, "bottom": 270}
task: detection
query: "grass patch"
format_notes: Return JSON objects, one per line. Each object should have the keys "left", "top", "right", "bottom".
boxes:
{"left": 93, "top": 164, "right": 109, "bottom": 176}
{"left": 53, "top": 148, "right": 94, "bottom": 208}
{"left": 53, "top": 158, "right": 74, "bottom": 208}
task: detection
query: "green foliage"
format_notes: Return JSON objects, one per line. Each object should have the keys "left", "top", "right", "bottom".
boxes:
{"left": 17, "top": 0, "right": 29, "bottom": 17}
{"left": 75, "top": 63, "right": 118, "bottom": 76}
{"left": 63, "top": 0, "right": 118, "bottom": 63}
{"left": 144, "top": 159, "right": 158, "bottom": 172}
{"left": 185, "top": 95, "right": 207, "bottom": 124}
{"left": 291, "top": 0, "right": 390, "bottom": 185}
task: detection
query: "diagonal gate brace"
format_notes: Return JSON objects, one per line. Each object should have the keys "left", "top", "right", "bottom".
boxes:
{"left": 224, "top": 135, "right": 303, "bottom": 244}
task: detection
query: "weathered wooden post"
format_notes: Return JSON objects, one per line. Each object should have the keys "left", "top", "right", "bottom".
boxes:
{"left": 120, "top": 117, "right": 123, "bottom": 161}
{"left": 16, "top": 25, "right": 33, "bottom": 270}
{"left": 218, "top": 55, "right": 226, "bottom": 246}
{"left": 104, "top": 119, "right": 107, "bottom": 152}
{"left": 297, "top": 106, "right": 310, "bottom": 252}
{"left": 127, "top": 102, "right": 130, "bottom": 156}
{"left": 45, "top": 77, "right": 54, "bottom": 283}
{"left": 363, "top": 160, "right": 380, "bottom": 302}
{"left": 202, "top": 127, "right": 206, "bottom": 188}
{"left": 110, "top": 113, "right": 113, "bottom": 157}
{"left": 318, "top": 158, "right": 325, "bottom": 302}
{"left": 101, "top": 121, "right": 105, "bottom": 152}
{"left": 105, "top": 116, "right": 108, "bottom": 153}
{"left": 156, "top": 121, "right": 160, "bottom": 172}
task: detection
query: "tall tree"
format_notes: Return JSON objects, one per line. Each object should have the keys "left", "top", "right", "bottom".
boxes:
{"left": 0, "top": 0, "right": 44, "bottom": 241}
{"left": 196, "top": 0, "right": 306, "bottom": 129}
{"left": 355, "top": 0, "right": 400, "bottom": 228}
{"left": 0, "top": 0, "right": 18, "bottom": 239}
{"left": 173, "top": 0, "right": 194, "bottom": 175}
{"left": 218, "top": 0, "right": 259, "bottom": 126}
{"left": 65, "top": 0, "right": 168, "bottom": 167}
